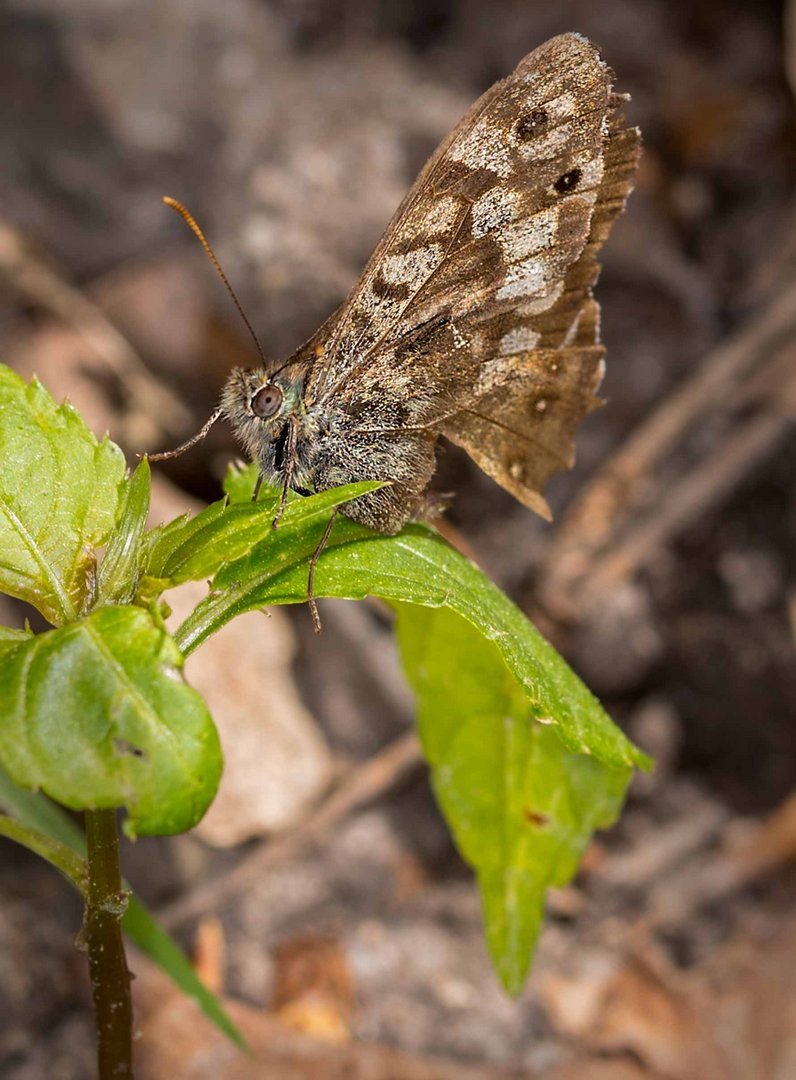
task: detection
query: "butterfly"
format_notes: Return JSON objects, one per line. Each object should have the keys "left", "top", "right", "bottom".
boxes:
{"left": 153, "top": 33, "right": 640, "bottom": 628}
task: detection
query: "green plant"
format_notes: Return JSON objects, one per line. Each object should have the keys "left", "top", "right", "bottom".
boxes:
{"left": 0, "top": 365, "right": 650, "bottom": 1076}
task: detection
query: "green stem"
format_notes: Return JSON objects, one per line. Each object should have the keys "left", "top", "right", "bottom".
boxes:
{"left": 0, "top": 813, "right": 86, "bottom": 889}
{"left": 84, "top": 809, "right": 133, "bottom": 1078}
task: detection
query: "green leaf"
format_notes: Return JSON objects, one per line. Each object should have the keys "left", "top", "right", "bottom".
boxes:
{"left": 121, "top": 899, "right": 247, "bottom": 1049}
{"left": 0, "top": 605, "right": 221, "bottom": 837}
{"left": 395, "top": 603, "right": 632, "bottom": 993}
{"left": 222, "top": 460, "right": 270, "bottom": 504}
{"left": 179, "top": 516, "right": 648, "bottom": 772}
{"left": 0, "top": 812, "right": 86, "bottom": 890}
{"left": 96, "top": 458, "right": 151, "bottom": 605}
{"left": 139, "top": 498, "right": 231, "bottom": 585}
{"left": 0, "top": 365, "right": 126, "bottom": 625}
{"left": 171, "top": 504, "right": 649, "bottom": 992}
{"left": 0, "top": 625, "right": 33, "bottom": 649}
{"left": 0, "top": 765, "right": 246, "bottom": 1049}
{"left": 140, "top": 478, "right": 382, "bottom": 593}
{"left": 0, "top": 761, "right": 85, "bottom": 844}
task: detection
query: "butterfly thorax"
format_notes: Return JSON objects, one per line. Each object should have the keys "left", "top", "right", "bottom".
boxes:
{"left": 219, "top": 362, "right": 437, "bottom": 532}
{"left": 220, "top": 366, "right": 319, "bottom": 491}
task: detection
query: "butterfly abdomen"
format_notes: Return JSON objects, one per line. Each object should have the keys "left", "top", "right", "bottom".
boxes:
{"left": 307, "top": 403, "right": 436, "bottom": 533}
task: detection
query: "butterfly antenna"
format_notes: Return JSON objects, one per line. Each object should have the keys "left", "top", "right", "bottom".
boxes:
{"left": 148, "top": 406, "right": 223, "bottom": 461}
{"left": 162, "top": 195, "right": 268, "bottom": 369}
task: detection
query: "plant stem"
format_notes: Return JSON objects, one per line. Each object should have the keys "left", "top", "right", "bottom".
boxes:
{"left": 84, "top": 809, "right": 133, "bottom": 1078}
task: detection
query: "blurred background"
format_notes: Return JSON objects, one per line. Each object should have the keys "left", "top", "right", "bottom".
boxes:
{"left": 1, "top": 0, "right": 795, "bottom": 1076}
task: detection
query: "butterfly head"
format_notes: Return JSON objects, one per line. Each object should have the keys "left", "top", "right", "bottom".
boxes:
{"left": 218, "top": 366, "right": 306, "bottom": 463}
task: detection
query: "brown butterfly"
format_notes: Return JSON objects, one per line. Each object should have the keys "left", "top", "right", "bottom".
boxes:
{"left": 153, "top": 33, "right": 640, "bottom": 628}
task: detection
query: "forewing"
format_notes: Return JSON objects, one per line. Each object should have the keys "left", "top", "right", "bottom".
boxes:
{"left": 304, "top": 33, "right": 639, "bottom": 519}
{"left": 307, "top": 34, "right": 618, "bottom": 404}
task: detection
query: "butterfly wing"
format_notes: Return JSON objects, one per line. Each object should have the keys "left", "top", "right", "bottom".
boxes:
{"left": 303, "top": 33, "right": 639, "bottom": 523}
{"left": 442, "top": 108, "right": 640, "bottom": 518}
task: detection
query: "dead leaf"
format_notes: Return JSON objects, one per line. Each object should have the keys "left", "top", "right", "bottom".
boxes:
{"left": 273, "top": 934, "right": 355, "bottom": 1045}
{"left": 193, "top": 918, "right": 226, "bottom": 996}
{"left": 132, "top": 949, "right": 522, "bottom": 1079}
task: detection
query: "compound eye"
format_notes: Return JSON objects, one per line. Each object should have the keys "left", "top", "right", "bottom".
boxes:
{"left": 250, "top": 383, "right": 283, "bottom": 419}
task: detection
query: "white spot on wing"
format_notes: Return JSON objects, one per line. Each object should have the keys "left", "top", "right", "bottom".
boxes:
{"left": 419, "top": 195, "right": 461, "bottom": 236}
{"left": 472, "top": 187, "right": 518, "bottom": 238}
{"left": 547, "top": 91, "right": 578, "bottom": 119}
{"left": 573, "top": 155, "right": 604, "bottom": 189}
{"left": 498, "top": 326, "right": 540, "bottom": 356}
{"left": 498, "top": 206, "right": 558, "bottom": 261}
{"left": 516, "top": 281, "right": 564, "bottom": 315}
{"left": 518, "top": 122, "right": 574, "bottom": 162}
{"left": 475, "top": 353, "right": 523, "bottom": 396}
{"left": 496, "top": 256, "right": 550, "bottom": 300}
{"left": 516, "top": 87, "right": 579, "bottom": 117}
{"left": 449, "top": 117, "right": 513, "bottom": 178}
{"left": 380, "top": 244, "right": 444, "bottom": 287}
{"left": 450, "top": 322, "right": 469, "bottom": 350}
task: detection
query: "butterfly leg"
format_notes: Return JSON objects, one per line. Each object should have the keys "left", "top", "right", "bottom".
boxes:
{"left": 271, "top": 416, "right": 299, "bottom": 529}
{"left": 251, "top": 472, "right": 263, "bottom": 502}
{"left": 307, "top": 507, "right": 338, "bottom": 633}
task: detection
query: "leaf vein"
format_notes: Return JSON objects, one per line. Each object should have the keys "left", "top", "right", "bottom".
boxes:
{"left": 0, "top": 493, "right": 75, "bottom": 622}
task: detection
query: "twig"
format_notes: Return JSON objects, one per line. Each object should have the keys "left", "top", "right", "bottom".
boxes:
{"left": 595, "top": 799, "right": 729, "bottom": 890}
{"left": 575, "top": 408, "right": 791, "bottom": 609}
{"left": 588, "top": 786, "right": 796, "bottom": 953}
{"left": 785, "top": 0, "right": 796, "bottom": 108}
{"left": 324, "top": 598, "right": 416, "bottom": 716}
{"left": 539, "top": 278, "right": 796, "bottom": 619}
{"left": 643, "top": 790, "right": 796, "bottom": 931}
{"left": 159, "top": 730, "right": 422, "bottom": 930}
{"left": 0, "top": 219, "right": 191, "bottom": 447}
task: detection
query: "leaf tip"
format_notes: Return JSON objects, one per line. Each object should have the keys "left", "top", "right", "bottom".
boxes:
{"left": 121, "top": 815, "right": 139, "bottom": 843}
{"left": 633, "top": 748, "right": 655, "bottom": 772}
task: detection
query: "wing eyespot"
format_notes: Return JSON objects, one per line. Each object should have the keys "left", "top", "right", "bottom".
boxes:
{"left": 514, "top": 109, "right": 548, "bottom": 141}
{"left": 553, "top": 168, "right": 582, "bottom": 194}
